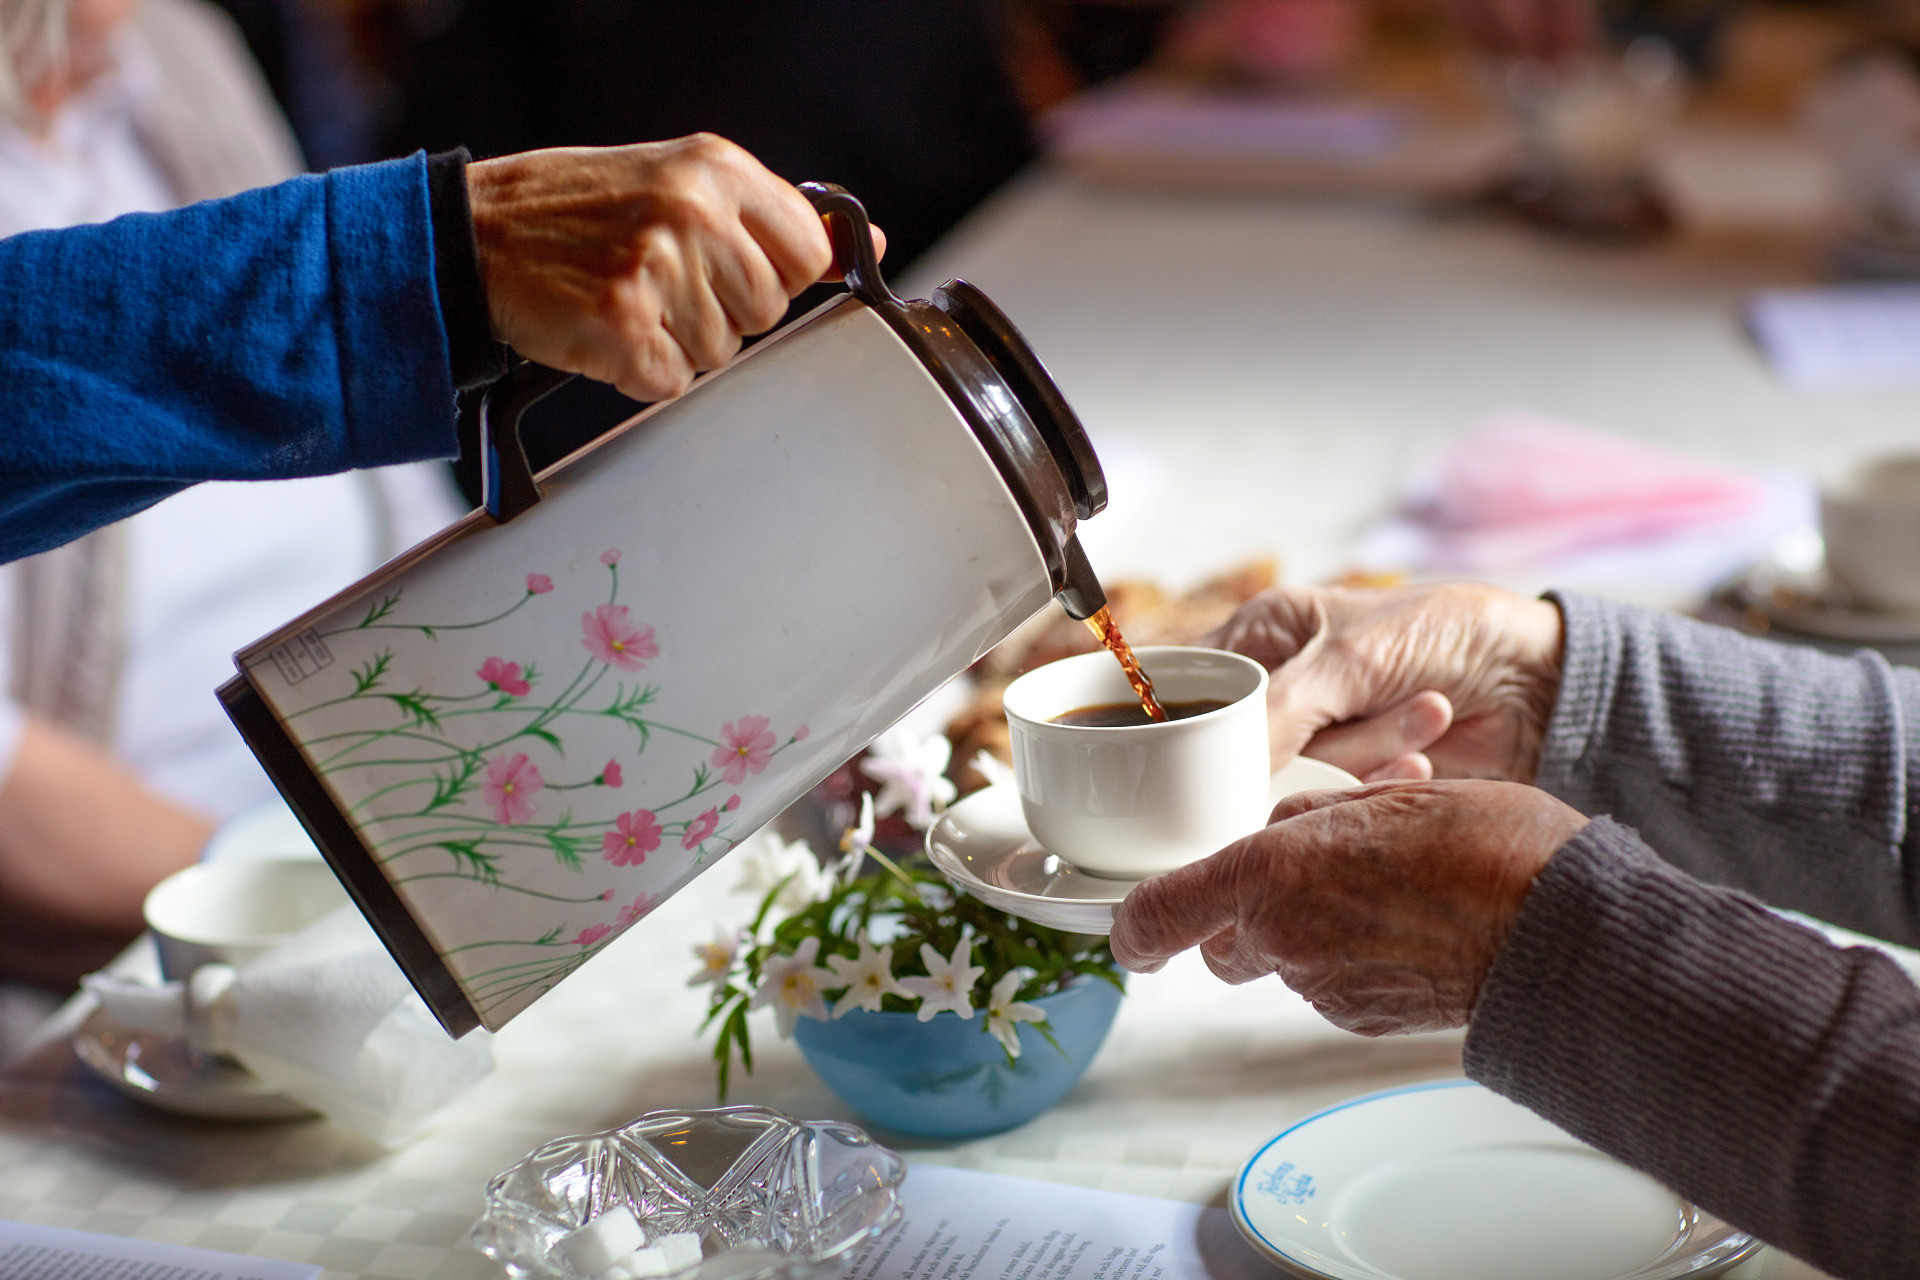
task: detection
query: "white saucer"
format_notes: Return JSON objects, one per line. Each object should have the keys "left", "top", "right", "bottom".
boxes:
{"left": 1230, "top": 1080, "right": 1761, "bottom": 1280}
{"left": 1712, "top": 552, "right": 1920, "bottom": 643}
{"left": 72, "top": 1006, "right": 315, "bottom": 1121}
{"left": 925, "top": 757, "right": 1360, "bottom": 933}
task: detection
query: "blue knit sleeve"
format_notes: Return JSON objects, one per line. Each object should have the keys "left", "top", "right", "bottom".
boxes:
{"left": 0, "top": 153, "right": 459, "bottom": 562}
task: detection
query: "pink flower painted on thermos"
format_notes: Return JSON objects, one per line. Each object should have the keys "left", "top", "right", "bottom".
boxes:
{"left": 618, "top": 891, "right": 661, "bottom": 926}
{"left": 476, "top": 656, "right": 531, "bottom": 697}
{"left": 482, "top": 753, "right": 543, "bottom": 825}
{"left": 681, "top": 807, "right": 721, "bottom": 849}
{"left": 712, "top": 716, "right": 775, "bottom": 785}
{"left": 581, "top": 604, "right": 658, "bottom": 671}
{"left": 602, "top": 810, "right": 662, "bottom": 866}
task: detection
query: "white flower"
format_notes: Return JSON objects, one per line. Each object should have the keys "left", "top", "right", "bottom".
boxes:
{"left": 733, "top": 829, "right": 834, "bottom": 914}
{"left": 970, "top": 749, "right": 1015, "bottom": 789}
{"left": 748, "top": 936, "right": 835, "bottom": 1037}
{"left": 984, "top": 970, "right": 1046, "bottom": 1058}
{"left": 823, "top": 937, "right": 909, "bottom": 1018}
{"left": 861, "top": 728, "right": 958, "bottom": 830}
{"left": 688, "top": 926, "right": 739, "bottom": 989}
{"left": 835, "top": 792, "right": 876, "bottom": 882}
{"left": 898, "top": 935, "right": 984, "bottom": 1021}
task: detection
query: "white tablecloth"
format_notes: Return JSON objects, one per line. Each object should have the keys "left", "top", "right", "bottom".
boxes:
{"left": 0, "top": 856, "right": 1825, "bottom": 1279}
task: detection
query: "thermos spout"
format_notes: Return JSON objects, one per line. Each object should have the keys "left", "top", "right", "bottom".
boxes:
{"left": 1055, "top": 536, "right": 1107, "bottom": 621}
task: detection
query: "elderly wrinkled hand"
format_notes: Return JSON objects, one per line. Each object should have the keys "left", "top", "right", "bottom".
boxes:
{"left": 467, "top": 134, "right": 884, "bottom": 402}
{"left": 1108, "top": 780, "right": 1588, "bottom": 1035}
{"left": 1207, "top": 583, "right": 1563, "bottom": 784}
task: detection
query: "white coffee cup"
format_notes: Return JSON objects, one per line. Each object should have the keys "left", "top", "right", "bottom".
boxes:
{"left": 143, "top": 858, "right": 350, "bottom": 981}
{"left": 1002, "top": 646, "right": 1271, "bottom": 879}
{"left": 1821, "top": 452, "right": 1920, "bottom": 611}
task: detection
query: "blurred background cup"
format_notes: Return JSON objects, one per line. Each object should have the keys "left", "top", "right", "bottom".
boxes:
{"left": 143, "top": 859, "right": 349, "bottom": 982}
{"left": 1497, "top": 39, "right": 1684, "bottom": 235}
{"left": 202, "top": 801, "right": 323, "bottom": 864}
{"left": 1002, "top": 646, "right": 1270, "bottom": 879}
{"left": 1820, "top": 451, "right": 1920, "bottom": 611}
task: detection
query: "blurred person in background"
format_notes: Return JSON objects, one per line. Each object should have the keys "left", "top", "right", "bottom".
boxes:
{"left": 353, "top": 0, "right": 1040, "bottom": 484}
{"left": 0, "top": 0, "right": 461, "bottom": 1013}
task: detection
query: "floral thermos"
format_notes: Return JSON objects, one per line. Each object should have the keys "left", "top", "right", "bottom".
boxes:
{"left": 219, "top": 186, "right": 1109, "bottom": 1036}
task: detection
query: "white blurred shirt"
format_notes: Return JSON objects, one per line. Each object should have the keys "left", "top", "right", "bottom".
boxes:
{"left": 0, "top": 30, "right": 464, "bottom": 820}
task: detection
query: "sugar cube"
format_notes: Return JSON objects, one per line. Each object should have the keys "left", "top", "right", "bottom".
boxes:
{"left": 556, "top": 1205, "right": 648, "bottom": 1277}
{"left": 627, "top": 1231, "right": 704, "bottom": 1278}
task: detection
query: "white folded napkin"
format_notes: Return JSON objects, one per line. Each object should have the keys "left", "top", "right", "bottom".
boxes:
{"left": 83, "top": 905, "right": 492, "bottom": 1146}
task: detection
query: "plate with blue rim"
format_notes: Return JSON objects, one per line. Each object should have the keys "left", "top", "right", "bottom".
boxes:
{"left": 1231, "top": 1079, "right": 1762, "bottom": 1280}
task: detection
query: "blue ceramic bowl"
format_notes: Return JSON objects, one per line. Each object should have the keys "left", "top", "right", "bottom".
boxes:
{"left": 791, "top": 975, "right": 1123, "bottom": 1139}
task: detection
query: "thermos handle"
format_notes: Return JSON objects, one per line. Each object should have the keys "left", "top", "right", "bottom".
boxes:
{"left": 474, "top": 184, "right": 881, "bottom": 525}
{"left": 477, "top": 360, "right": 573, "bottom": 523}
{"left": 800, "top": 182, "right": 902, "bottom": 310}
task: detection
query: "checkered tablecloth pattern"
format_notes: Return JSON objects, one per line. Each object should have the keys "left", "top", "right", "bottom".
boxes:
{"left": 0, "top": 860, "right": 1828, "bottom": 1280}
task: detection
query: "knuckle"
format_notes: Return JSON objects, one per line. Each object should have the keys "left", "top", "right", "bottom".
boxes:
{"left": 796, "top": 228, "right": 834, "bottom": 281}
{"left": 622, "top": 330, "right": 692, "bottom": 400}
{"left": 651, "top": 184, "right": 724, "bottom": 237}
{"left": 695, "top": 327, "right": 743, "bottom": 371}
{"left": 681, "top": 131, "right": 736, "bottom": 162}
{"left": 743, "top": 289, "right": 788, "bottom": 334}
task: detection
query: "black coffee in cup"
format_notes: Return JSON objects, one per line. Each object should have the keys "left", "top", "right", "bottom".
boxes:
{"left": 1050, "top": 699, "right": 1230, "bottom": 729}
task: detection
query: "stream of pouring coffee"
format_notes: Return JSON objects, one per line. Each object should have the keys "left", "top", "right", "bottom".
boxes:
{"left": 1083, "top": 606, "right": 1168, "bottom": 722}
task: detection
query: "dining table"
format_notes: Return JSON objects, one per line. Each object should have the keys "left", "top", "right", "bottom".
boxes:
{"left": 7, "top": 149, "right": 1917, "bottom": 1280}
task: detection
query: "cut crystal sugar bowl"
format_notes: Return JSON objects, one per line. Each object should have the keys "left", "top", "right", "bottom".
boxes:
{"left": 472, "top": 1107, "right": 905, "bottom": 1280}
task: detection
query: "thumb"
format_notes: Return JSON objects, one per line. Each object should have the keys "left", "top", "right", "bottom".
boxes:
{"left": 1300, "top": 691, "right": 1453, "bottom": 781}
{"left": 1109, "top": 838, "right": 1248, "bottom": 973}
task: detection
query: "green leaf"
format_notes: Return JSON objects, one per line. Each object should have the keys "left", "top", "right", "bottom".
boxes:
{"left": 440, "top": 840, "right": 501, "bottom": 885}
{"left": 546, "top": 830, "right": 586, "bottom": 871}
{"left": 423, "top": 755, "right": 482, "bottom": 813}
{"left": 733, "top": 1002, "right": 754, "bottom": 1074}
{"left": 1030, "top": 1019, "right": 1069, "bottom": 1060}
{"left": 359, "top": 593, "right": 400, "bottom": 627}
{"left": 382, "top": 691, "right": 443, "bottom": 733}
{"left": 351, "top": 650, "right": 393, "bottom": 695}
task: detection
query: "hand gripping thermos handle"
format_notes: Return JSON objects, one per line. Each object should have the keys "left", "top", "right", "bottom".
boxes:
{"left": 473, "top": 184, "right": 879, "bottom": 524}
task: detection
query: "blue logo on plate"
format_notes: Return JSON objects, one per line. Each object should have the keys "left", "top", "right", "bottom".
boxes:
{"left": 1256, "top": 1162, "right": 1316, "bottom": 1205}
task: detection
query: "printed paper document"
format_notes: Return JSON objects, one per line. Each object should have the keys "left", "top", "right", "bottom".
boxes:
{"left": 837, "top": 1164, "right": 1272, "bottom": 1280}
{"left": 0, "top": 1219, "right": 318, "bottom": 1280}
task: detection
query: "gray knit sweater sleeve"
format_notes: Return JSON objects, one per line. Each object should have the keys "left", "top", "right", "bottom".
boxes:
{"left": 1463, "top": 593, "right": 1920, "bottom": 1278}
{"left": 1533, "top": 591, "right": 1920, "bottom": 944}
